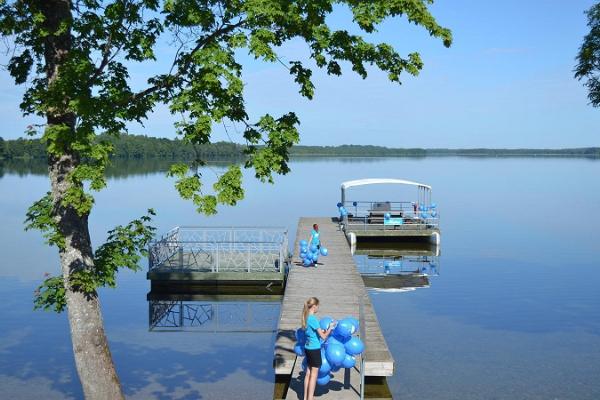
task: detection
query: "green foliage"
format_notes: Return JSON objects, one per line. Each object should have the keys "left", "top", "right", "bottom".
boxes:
{"left": 25, "top": 192, "right": 65, "bottom": 249}
{"left": 575, "top": 2, "right": 600, "bottom": 107}
{"left": 34, "top": 275, "right": 67, "bottom": 312}
{"left": 33, "top": 209, "right": 156, "bottom": 312}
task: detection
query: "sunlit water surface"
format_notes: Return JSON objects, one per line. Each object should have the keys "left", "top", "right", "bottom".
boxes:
{"left": 0, "top": 157, "right": 599, "bottom": 399}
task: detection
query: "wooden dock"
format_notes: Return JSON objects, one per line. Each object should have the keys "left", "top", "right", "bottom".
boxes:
{"left": 274, "top": 217, "right": 394, "bottom": 398}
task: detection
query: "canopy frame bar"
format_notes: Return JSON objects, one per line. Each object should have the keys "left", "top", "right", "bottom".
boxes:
{"left": 341, "top": 178, "right": 432, "bottom": 204}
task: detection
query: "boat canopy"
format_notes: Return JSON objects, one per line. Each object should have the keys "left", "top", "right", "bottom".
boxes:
{"left": 341, "top": 178, "right": 431, "bottom": 191}
{"left": 341, "top": 178, "right": 432, "bottom": 204}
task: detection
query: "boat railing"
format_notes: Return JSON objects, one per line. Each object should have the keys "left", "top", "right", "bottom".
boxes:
{"left": 148, "top": 226, "right": 289, "bottom": 273}
{"left": 340, "top": 200, "right": 439, "bottom": 230}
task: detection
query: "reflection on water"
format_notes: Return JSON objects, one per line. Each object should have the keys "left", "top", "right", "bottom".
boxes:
{"left": 148, "top": 293, "right": 281, "bottom": 333}
{"left": 353, "top": 241, "right": 440, "bottom": 292}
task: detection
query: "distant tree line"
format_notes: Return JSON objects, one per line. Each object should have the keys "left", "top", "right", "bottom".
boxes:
{"left": 1, "top": 134, "right": 599, "bottom": 160}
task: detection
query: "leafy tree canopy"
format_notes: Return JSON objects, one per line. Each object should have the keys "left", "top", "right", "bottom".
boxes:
{"left": 575, "top": 2, "right": 600, "bottom": 107}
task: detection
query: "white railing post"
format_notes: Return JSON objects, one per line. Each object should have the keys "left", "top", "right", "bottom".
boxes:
{"left": 215, "top": 245, "right": 219, "bottom": 273}
{"left": 247, "top": 245, "right": 251, "bottom": 273}
{"left": 359, "top": 295, "right": 366, "bottom": 400}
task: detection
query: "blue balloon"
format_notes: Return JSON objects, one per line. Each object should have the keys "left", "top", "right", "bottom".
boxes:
{"left": 295, "top": 328, "right": 306, "bottom": 344}
{"left": 419, "top": 205, "right": 425, "bottom": 211}
{"left": 344, "top": 317, "right": 359, "bottom": 334}
{"left": 430, "top": 203, "right": 437, "bottom": 209}
{"left": 316, "top": 374, "right": 331, "bottom": 386}
{"left": 334, "top": 319, "right": 354, "bottom": 339}
{"left": 299, "top": 240, "right": 308, "bottom": 247}
{"left": 320, "top": 317, "right": 334, "bottom": 331}
{"left": 344, "top": 337, "right": 365, "bottom": 356}
{"left": 333, "top": 332, "right": 350, "bottom": 344}
{"left": 384, "top": 212, "right": 391, "bottom": 220}
{"left": 421, "top": 213, "right": 429, "bottom": 219}
{"left": 325, "top": 335, "right": 343, "bottom": 348}
{"left": 336, "top": 202, "right": 343, "bottom": 207}
{"left": 294, "top": 344, "right": 305, "bottom": 356}
{"left": 342, "top": 354, "right": 356, "bottom": 369}
{"left": 431, "top": 210, "right": 438, "bottom": 218}
{"left": 338, "top": 318, "right": 357, "bottom": 335}
{"left": 320, "top": 247, "right": 328, "bottom": 256}
{"left": 330, "top": 364, "right": 341, "bottom": 373}
{"left": 325, "top": 343, "right": 346, "bottom": 366}
{"left": 319, "top": 348, "right": 331, "bottom": 375}
{"left": 312, "top": 253, "right": 319, "bottom": 263}
{"left": 310, "top": 244, "right": 318, "bottom": 253}
{"left": 300, "top": 246, "right": 308, "bottom": 253}
{"left": 303, "top": 258, "right": 312, "bottom": 267}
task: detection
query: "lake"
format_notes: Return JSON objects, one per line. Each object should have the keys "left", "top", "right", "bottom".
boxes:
{"left": 1, "top": 156, "right": 599, "bottom": 399}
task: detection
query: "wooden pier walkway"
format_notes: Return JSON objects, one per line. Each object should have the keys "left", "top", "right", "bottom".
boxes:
{"left": 274, "top": 217, "right": 394, "bottom": 398}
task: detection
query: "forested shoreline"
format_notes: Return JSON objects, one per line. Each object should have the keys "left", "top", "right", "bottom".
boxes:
{"left": 1, "top": 134, "right": 598, "bottom": 160}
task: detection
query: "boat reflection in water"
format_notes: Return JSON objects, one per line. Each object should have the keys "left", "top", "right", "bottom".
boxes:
{"left": 352, "top": 240, "right": 441, "bottom": 292}
{"left": 147, "top": 287, "right": 282, "bottom": 332}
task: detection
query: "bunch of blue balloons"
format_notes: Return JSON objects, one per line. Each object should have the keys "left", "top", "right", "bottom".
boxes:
{"left": 294, "top": 316, "right": 365, "bottom": 386}
{"left": 299, "top": 239, "right": 328, "bottom": 266}
{"left": 417, "top": 203, "right": 437, "bottom": 219}
{"left": 337, "top": 202, "right": 348, "bottom": 219}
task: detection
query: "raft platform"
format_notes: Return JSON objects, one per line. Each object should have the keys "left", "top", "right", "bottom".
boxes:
{"left": 146, "top": 226, "right": 288, "bottom": 289}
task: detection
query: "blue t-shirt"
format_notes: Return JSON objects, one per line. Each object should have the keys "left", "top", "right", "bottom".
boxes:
{"left": 310, "top": 229, "right": 320, "bottom": 245}
{"left": 304, "top": 314, "right": 321, "bottom": 350}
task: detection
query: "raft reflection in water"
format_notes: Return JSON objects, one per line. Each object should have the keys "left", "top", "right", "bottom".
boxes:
{"left": 148, "top": 289, "right": 281, "bottom": 332}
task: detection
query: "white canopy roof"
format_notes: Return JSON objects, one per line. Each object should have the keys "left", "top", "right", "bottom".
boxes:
{"left": 341, "top": 178, "right": 431, "bottom": 191}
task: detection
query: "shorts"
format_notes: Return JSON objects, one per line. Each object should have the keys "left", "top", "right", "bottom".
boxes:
{"left": 305, "top": 348, "right": 322, "bottom": 368}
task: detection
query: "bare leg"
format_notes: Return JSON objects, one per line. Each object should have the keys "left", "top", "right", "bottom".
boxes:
{"left": 303, "top": 365, "right": 311, "bottom": 400}
{"left": 307, "top": 366, "right": 319, "bottom": 400}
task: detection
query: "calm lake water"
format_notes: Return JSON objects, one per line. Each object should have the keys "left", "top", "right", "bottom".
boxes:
{"left": 1, "top": 156, "right": 599, "bottom": 399}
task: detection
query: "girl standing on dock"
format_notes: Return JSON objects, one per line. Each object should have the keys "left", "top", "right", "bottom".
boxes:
{"left": 302, "top": 297, "right": 335, "bottom": 400}
{"left": 308, "top": 223, "right": 321, "bottom": 250}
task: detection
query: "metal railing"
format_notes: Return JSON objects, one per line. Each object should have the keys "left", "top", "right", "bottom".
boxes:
{"left": 341, "top": 200, "right": 439, "bottom": 231}
{"left": 359, "top": 294, "right": 366, "bottom": 400}
{"left": 148, "top": 226, "right": 289, "bottom": 274}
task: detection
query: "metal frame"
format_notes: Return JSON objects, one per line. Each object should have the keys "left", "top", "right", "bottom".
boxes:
{"left": 341, "top": 201, "right": 439, "bottom": 233}
{"left": 148, "top": 226, "right": 289, "bottom": 274}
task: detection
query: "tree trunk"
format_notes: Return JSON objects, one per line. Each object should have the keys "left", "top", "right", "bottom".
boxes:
{"left": 42, "top": 2, "right": 124, "bottom": 399}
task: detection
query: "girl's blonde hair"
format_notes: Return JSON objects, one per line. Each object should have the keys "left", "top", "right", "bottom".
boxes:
{"left": 301, "top": 297, "right": 319, "bottom": 329}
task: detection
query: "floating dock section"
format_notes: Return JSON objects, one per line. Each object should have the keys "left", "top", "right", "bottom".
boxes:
{"left": 147, "top": 226, "right": 288, "bottom": 289}
{"left": 274, "top": 217, "right": 394, "bottom": 398}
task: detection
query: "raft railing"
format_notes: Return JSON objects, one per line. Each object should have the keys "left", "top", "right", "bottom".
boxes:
{"left": 148, "top": 226, "right": 289, "bottom": 273}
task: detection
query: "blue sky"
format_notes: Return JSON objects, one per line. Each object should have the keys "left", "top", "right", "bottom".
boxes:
{"left": 1, "top": 0, "right": 599, "bottom": 148}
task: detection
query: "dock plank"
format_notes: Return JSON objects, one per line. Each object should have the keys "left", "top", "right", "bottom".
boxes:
{"left": 274, "top": 217, "right": 394, "bottom": 381}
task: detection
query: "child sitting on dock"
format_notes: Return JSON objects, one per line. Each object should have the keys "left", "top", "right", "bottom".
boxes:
{"left": 302, "top": 297, "right": 335, "bottom": 400}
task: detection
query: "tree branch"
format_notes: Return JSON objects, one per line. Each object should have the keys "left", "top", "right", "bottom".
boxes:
{"left": 131, "top": 18, "right": 246, "bottom": 102}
